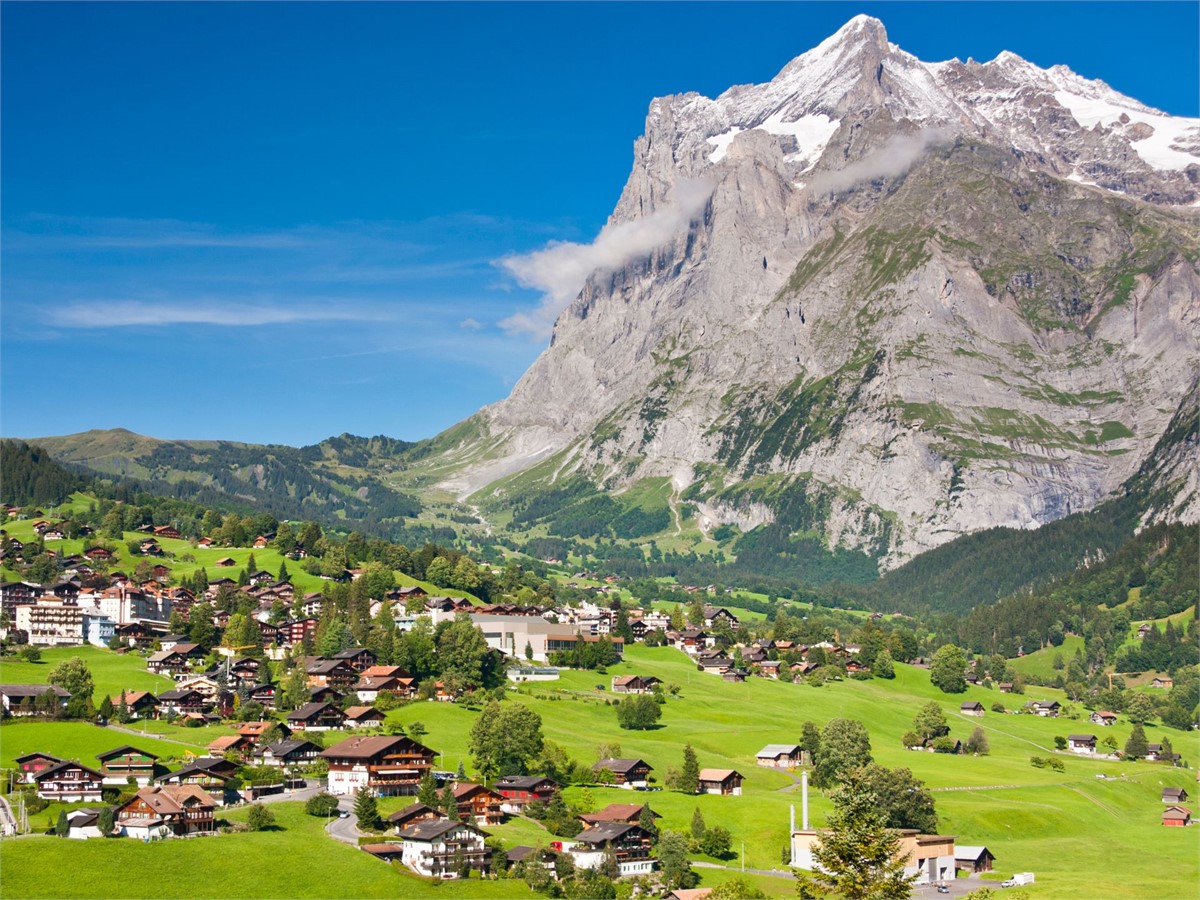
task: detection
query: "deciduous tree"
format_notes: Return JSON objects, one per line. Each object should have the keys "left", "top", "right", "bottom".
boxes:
{"left": 469, "top": 701, "right": 545, "bottom": 780}
{"left": 813, "top": 718, "right": 873, "bottom": 789}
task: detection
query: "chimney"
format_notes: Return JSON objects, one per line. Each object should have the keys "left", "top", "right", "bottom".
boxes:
{"left": 802, "top": 770, "right": 810, "bottom": 830}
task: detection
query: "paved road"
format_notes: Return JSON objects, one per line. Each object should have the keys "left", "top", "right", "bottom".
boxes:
{"left": 0, "top": 795, "right": 16, "bottom": 836}
{"left": 325, "top": 796, "right": 361, "bottom": 845}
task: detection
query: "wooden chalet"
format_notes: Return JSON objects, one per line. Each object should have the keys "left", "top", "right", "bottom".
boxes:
{"left": 207, "top": 734, "right": 253, "bottom": 756}
{"left": 95, "top": 745, "right": 159, "bottom": 785}
{"left": 1, "top": 684, "right": 70, "bottom": 717}
{"left": 452, "top": 782, "right": 506, "bottom": 825}
{"left": 237, "top": 721, "right": 288, "bottom": 744}
{"left": 304, "top": 658, "right": 358, "bottom": 689}
{"left": 332, "top": 647, "right": 376, "bottom": 672}
{"left": 146, "top": 644, "right": 201, "bottom": 675}
{"left": 388, "top": 802, "right": 443, "bottom": 832}
{"left": 579, "top": 803, "right": 659, "bottom": 828}
{"left": 567, "top": 822, "right": 656, "bottom": 876}
{"left": 13, "top": 752, "right": 62, "bottom": 783}
{"left": 1163, "top": 787, "right": 1190, "bottom": 804}
{"left": 159, "top": 757, "right": 240, "bottom": 803}
{"left": 286, "top": 700, "right": 346, "bottom": 731}
{"left": 155, "top": 688, "right": 209, "bottom": 717}
{"left": 756, "top": 744, "right": 802, "bottom": 768}
{"left": 321, "top": 734, "right": 436, "bottom": 796}
{"left": 611, "top": 675, "right": 662, "bottom": 694}
{"left": 354, "top": 675, "right": 416, "bottom": 703}
{"left": 343, "top": 705, "right": 386, "bottom": 729}
{"left": 257, "top": 739, "right": 323, "bottom": 768}
{"left": 955, "top": 846, "right": 996, "bottom": 873}
{"left": 1090, "top": 710, "right": 1119, "bottom": 727}
{"left": 308, "top": 685, "right": 345, "bottom": 705}
{"left": 698, "top": 768, "right": 744, "bottom": 796}
{"left": 117, "top": 784, "right": 216, "bottom": 838}
{"left": 1028, "top": 700, "right": 1061, "bottom": 717}
{"left": 247, "top": 683, "right": 278, "bottom": 709}
{"left": 592, "top": 757, "right": 653, "bottom": 789}
{"left": 1067, "top": 734, "right": 1098, "bottom": 754}
{"left": 495, "top": 775, "right": 559, "bottom": 812}
{"left": 961, "top": 701, "right": 985, "bottom": 716}
{"left": 33, "top": 760, "right": 105, "bottom": 802}
{"left": 115, "top": 689, "right": 158, "bottom": 719}
{"left": 152, "top": 526, "right": 182, "bottom": 540}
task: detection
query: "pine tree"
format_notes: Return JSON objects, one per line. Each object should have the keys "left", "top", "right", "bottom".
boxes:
{"left": 1124, "top": 723, "right": 1149, "bottom": 760}
{"left": 679, "top": 743, "right": 700, "bottom": 794}
{"left": 418, "top": 771, "right": 439, "bottom": 807}
{"left": 441, "top": 783, "right": 460, "bottom": 821}
{"left": 353, "top": 788, "right": 381, "bottom": 831}
{"left": 690, "top": 807, "right": 706, "bottom": 841}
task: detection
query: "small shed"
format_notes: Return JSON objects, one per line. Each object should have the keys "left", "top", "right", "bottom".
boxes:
{"left": 955, "top": 845, "right": 995, "bottom": 873}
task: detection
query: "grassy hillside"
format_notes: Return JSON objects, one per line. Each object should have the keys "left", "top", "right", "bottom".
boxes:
{"left": 0, "top": 646, "right": 176, "bottom": 702}
{"left": 1, "top": 644, "right": 1195, "bottom": 897}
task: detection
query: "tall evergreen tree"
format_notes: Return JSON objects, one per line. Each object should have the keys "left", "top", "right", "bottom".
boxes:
{"left": 353, "top": 788, "right": 381, "bottom": 831}
{"left": 1124, "top": 723, "right": 1149, "bottom": 760}
{"left": 679, "top": 743, "right": 700, "bottom": 794}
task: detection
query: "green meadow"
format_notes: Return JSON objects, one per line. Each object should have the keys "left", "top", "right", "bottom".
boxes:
{"left": 0, "top": 645, "right": 176, "bottom": 704}
{"left": 1, "top": 643, "right": 1195, "bottom": 898}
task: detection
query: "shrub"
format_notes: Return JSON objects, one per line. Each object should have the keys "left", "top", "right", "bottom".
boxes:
{"left": 305, "top": 792, "right": 340, "bottom": 817}
{"left": 246, "top": 803, "right": 275, "bottom": 832}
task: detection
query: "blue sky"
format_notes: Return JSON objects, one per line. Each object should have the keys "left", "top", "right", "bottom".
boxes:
{"left": 3, "top": 1, "right": 1196, "bottom": 446}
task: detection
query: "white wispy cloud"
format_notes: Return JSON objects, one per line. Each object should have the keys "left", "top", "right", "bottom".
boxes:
{"left": 496, "top": 178, "right": 715, "bottom": 340}
{"left": 46, "top": 301, "right": 387, "bottom": 328}
{"left": 807, "top": 127, "right": 956, "bottom": 194}
{"left": 458, "top": 317, "right": 483, "bottom": 330}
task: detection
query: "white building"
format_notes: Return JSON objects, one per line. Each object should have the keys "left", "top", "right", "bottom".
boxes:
{"left": 396, "top": 819, "right": 490, "bottom": 878}
{"left": 15, "top": 599, "right": 84, "bottom": 645}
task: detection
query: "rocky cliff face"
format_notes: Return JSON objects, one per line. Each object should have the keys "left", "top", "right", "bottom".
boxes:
{"left": 445, "top": 16, "right": 1200, "bottom": 567}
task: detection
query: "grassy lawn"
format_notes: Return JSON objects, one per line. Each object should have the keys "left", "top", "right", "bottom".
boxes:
{"left": 1006, "top": 635, "right": 1084, "bottom": 681}
{"left": 0, "top": 645, "right": 176, "bottom": 705}
{"left": 0, "top": 802, "right": 536, "bottom": 899}
{"left": 0, "top": 721, "right": 210, "bottom": 772}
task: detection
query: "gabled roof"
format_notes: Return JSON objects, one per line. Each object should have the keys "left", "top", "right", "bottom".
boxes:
{"left": 127, "top": 784, "right": 216, "bottom": 815}
{"left": 34, "top": 759, "right": 105, "bottom": 782}
{"left": 344, "top": 705, "right": 384, "bottom": 721}
{"left": 496, "top": 775, "right": 559, "bottom": 791}
{"left": 756, "top": 744, "right": 802, "bottom": 758}
{"left": 1068, "top": 734, "right": 1097, "bottom": 742}
{"left": 387, "top": 802, "right": 441, "bottom": 824}
{"left": 397, "top": 818, "right": 486, "bottom": 841}
{"left": 0, "top": 684, "right": 70, "bottom": 700}
{"left": 14, "top": 752, "right": 62, "bottom": 764}
{"left": 320, "top": 734, "right": 433, "bottom": 760}
{"left": 287, "top": 701, "right": 343, "bottom": 721}
{"left": 955, "top": 846, "right": 994, "bottom": 861}
{"left": 593, "top": 757, "right": 651, "bottom": 774}
{"left": 260, "top": 739, "right": 321, "bottom": 758}
{"left": 574, "top": 822, "right": 643, "bottom": 845}
{"left": 95, "top": 745, "right": 159, "bottom": 762}
{"left": 580, "top": 803, "right": 658, "bottom": 824}
{"left": 698, "top": 768, "right": 741, "bottom": 781}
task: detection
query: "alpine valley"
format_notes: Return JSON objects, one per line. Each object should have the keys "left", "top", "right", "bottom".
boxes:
{"left": 23, "top": 17, "right": 1200, "bottom": 599}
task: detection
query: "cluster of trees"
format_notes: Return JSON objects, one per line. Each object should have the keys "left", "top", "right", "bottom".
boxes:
{"left": 614, "top": 694, "right": 662, "bottom": 730}
{"left": 0, "top": 441, "right": 85, "bottom": 508}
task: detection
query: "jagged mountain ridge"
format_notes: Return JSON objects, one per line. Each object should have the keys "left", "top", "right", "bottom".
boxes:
{"left": 438, "top": 16, "right": 1200, "bottom": 569}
